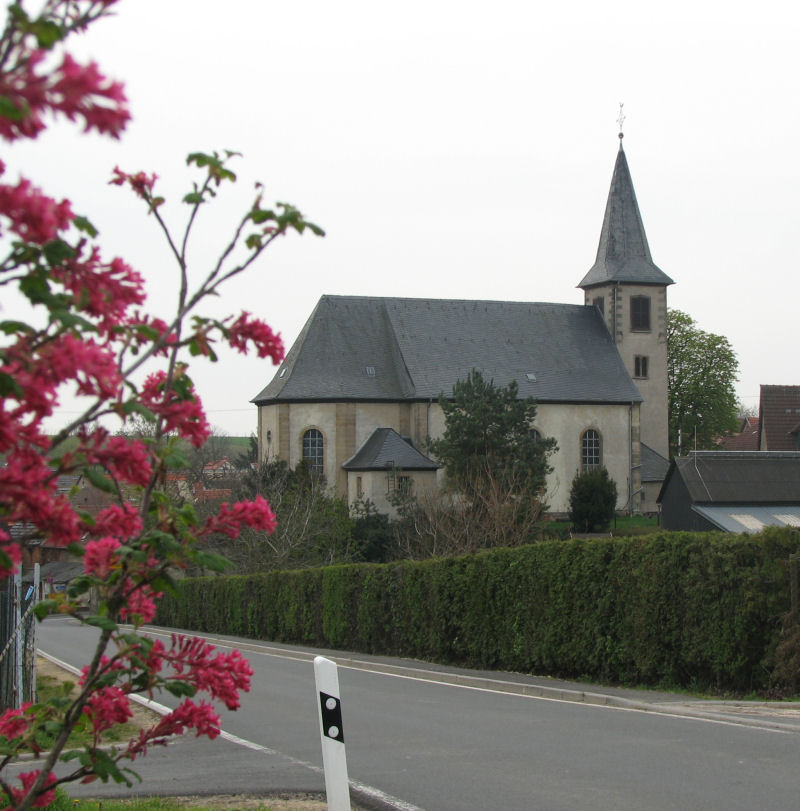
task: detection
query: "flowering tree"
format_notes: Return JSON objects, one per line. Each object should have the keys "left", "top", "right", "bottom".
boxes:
{"left": 0, "top": 2, "right": 322, "bottom": 808}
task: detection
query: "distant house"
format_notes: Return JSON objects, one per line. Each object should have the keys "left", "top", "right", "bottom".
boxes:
{"left": 658, "top": 451, "right": 800, "bottom": 533}
{"left": 252, "top": 140, "right": 673, "bottom": 516}
{"left": 718, "top": 416, "right": 760, "bottom": 451}
{"left": 759, "top": 386, "right": 800, "bottom": 451}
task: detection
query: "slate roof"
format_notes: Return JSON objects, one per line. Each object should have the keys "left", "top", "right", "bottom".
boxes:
{"left": 640, "top": 443, "right": 669, "bottom": 483}
{"left": 578, "top": 146, "right": 674, "bottom": 289}
{"left": 342, "top": 428, "right": 439, "bottom": 471}
{"left": 759, "top": 385, "right": 800, "bottom": 451}
{"left": 252, "top": 296, "right": 643, "bottom": 406}
{"left": 658, "top": 451, "right": 800, "bottom": 504}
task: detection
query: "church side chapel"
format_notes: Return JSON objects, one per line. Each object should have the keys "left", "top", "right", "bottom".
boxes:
{"left": 252, "top": 131, "right": 673, "bottom": 517}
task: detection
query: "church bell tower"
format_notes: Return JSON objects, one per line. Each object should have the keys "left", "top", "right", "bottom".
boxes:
{"left": 578, "top": 129, "right": 674, "bottom": 459}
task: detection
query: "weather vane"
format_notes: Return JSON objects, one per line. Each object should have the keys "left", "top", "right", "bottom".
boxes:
{"left": 617, "top": 102, "right": 625, "bottom": 142}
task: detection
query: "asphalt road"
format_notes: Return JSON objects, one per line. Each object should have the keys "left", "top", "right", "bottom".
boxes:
{"left": 29, "top": 617, "right": 800, "bottom": 810}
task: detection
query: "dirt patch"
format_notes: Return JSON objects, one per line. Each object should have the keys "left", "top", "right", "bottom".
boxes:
{"left": 161, "top": 793, "right": 329, "bottom": 809}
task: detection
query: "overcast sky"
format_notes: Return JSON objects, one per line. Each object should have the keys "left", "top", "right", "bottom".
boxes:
{"left": 6, "top": 0, "right": 798, "bottom": 436}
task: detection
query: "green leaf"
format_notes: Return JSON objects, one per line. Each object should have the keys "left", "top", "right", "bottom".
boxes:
{"left": 84, "top": 466, "right": 117, "bottom": 494}
{"left": 0, "top": 95, "right": 23, "bottom": 121}
{"left": 164, "top": 680, "right": 197, "bottom": 698}
{"left": 43, "top": 239, "right": 76, "bottom": 266}
{"left": 30, "top": 18, "right": 64, "bottom": 49}
{"left": 250, "top": 209, "right": 276, "bottom": 224}
{"left": 73, "top": 215, "right": 99, "bottom": 237}
{"left": 83, "top": 615, "right": 118, "bottom": 631}
{"left": 0, "top": 320, "right": 34, "bottom": 335}
{"left": 50, "top": 308, "right": 96, "bottom": 332}
{"left": 0, "top": 371, "right": 23, "bottom": 398}
{"left": 192, "top": 551, "right": 232, "bottom": 573}
{"left": 33, "top": 599, "right": 60, "bottom": 620}
{"left": 183, "top": 191, "right": 205, "bottom": 204}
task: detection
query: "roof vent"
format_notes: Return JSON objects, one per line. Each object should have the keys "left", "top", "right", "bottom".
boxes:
{"left": 365, "top": 366, "right": 376, "bottom": 377}
{"left": 526, "top": 372, "right": 537, "bottom": 382}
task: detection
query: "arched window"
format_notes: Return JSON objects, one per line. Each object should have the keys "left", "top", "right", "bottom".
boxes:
{"left": 530, "top": 428, "right": 542, "bottom": 442}
{"left": 302, "top": 428, "right": 323, "bottom": 474}
{"left": 581, "top": 429, "right": 601, "bottom": 470}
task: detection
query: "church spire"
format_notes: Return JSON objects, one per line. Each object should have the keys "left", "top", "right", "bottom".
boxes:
{"left": 578, "top": 137, "right": 674, "bottom": 289}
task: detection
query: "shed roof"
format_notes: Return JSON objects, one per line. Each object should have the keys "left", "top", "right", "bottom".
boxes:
{"left": 253, "top": 296, "right": 642, "bottom": 406}
{"left": 658, "top": 451, "right": 800, "bottom": 505}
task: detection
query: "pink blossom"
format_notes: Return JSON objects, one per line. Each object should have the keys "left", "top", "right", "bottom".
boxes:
{"left": 0, "top": 703, "right": 32, "bottom": 739}
{"left": 0, "top": 49, "right": 129, "bottom": 142}
{"left": 91, "top": 502, "right": 143, "bottom": 540}
{"left": 83, "top": 536, "right": 121, "bottom": 578}
{"left": 0, "top": 176, "right": 73, "bottom": 242}
{"left": 162, "top": 635, "right": 253, "bottom": 711}
{"left": 201, "top": 495, "right": 278, "bottom": 539}
{"left": 139, "top": 370, "right": 211, "bottom": 448}
{"left": 3, "top": 770, "right": 57, "bottom": 808}
{"left": 0, "top": 541, "right": 22, "bottom": 577}
{"left": 52, "top": 248, "right": 146, "bottom": 332}
{"left": 119, "top": 581, "right": 161, "bottom": 624}
{"left": 110, "top": 166, "right": 158, "bottom": 198}
{"left": 227, "top": 313, "right": 285, "bottom": 364}
{"left": 83, "top": 686, "right": 133, "bottom": 733}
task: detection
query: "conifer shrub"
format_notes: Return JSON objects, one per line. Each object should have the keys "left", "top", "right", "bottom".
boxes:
{"left": 569, "top": 467, "right": 618, "bottom": 532}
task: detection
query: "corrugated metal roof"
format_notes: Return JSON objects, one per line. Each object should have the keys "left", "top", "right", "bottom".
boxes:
{"left": 692, "top": 504, "right": 800, "bottom": 534}
{"left": 252, "top": 296, "right": 642, "bottom": 406}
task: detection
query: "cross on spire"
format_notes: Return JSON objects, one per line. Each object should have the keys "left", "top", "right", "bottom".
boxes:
{"left": 617, "top": 102, "right": 625, "bottom": 144}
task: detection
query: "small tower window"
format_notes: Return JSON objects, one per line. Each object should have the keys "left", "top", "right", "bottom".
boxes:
{"left": 634, "top": 355, "right": 649, "bottom": 378}
{"left": 630, "top": 296, "right": 651, "bottom": 331}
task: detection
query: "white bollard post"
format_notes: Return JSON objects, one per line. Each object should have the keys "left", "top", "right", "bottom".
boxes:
{"left": 313, "top": 655, "right": 351, "bottom": 811}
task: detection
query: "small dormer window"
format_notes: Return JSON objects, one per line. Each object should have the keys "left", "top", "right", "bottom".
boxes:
{"left": 365, "top": 366, "right": 376, "bottom": 377}
{"left": 526, "top": 372, "right": 536, "bottom": 382}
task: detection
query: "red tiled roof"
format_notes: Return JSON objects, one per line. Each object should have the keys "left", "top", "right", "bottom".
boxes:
{"left": 760, "top": 385, "right": 800, "bottom": 451}
{"left": 718, "top": 417, "right": 760, "bottom": 451}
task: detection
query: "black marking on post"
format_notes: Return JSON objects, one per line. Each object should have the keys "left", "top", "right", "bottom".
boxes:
{"left": 320, "top": 691, "right": 344, "bottom": 742}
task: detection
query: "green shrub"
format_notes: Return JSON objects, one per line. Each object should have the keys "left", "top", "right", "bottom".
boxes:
{"left": 157, "top": 527, "right": 800, "bottom": 694}
{"left": 569, "top": 467, "right": 617, "bottom": 532}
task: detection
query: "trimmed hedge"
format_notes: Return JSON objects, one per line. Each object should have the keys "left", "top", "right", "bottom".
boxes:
{"left": 157, "top": 527, "right": 800, "bottom": 692}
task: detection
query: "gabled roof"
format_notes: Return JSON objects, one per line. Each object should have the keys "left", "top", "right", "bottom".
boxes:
{"left": 759, "top": 385, "right": 800, "bottom": 451}
{"left": 252, "top": 296, "right": 643, "bottom": 406}
{"left": 342, "top": 428, "right": 439, "bottom": 471}
{"left": 658, "top": 451, "right": 800, "bottom": 505}
{"left": 578, "top": 146, "right": 674, "bottom": 289}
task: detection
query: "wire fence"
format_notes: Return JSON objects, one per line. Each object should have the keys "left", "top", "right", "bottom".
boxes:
{"left": 0, "top": 570, "right": 38, "bottom": 711}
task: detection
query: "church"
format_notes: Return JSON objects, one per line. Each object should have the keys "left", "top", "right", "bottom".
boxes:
{"left": 252, "top": 138, "right": 673, "bottom": 517}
